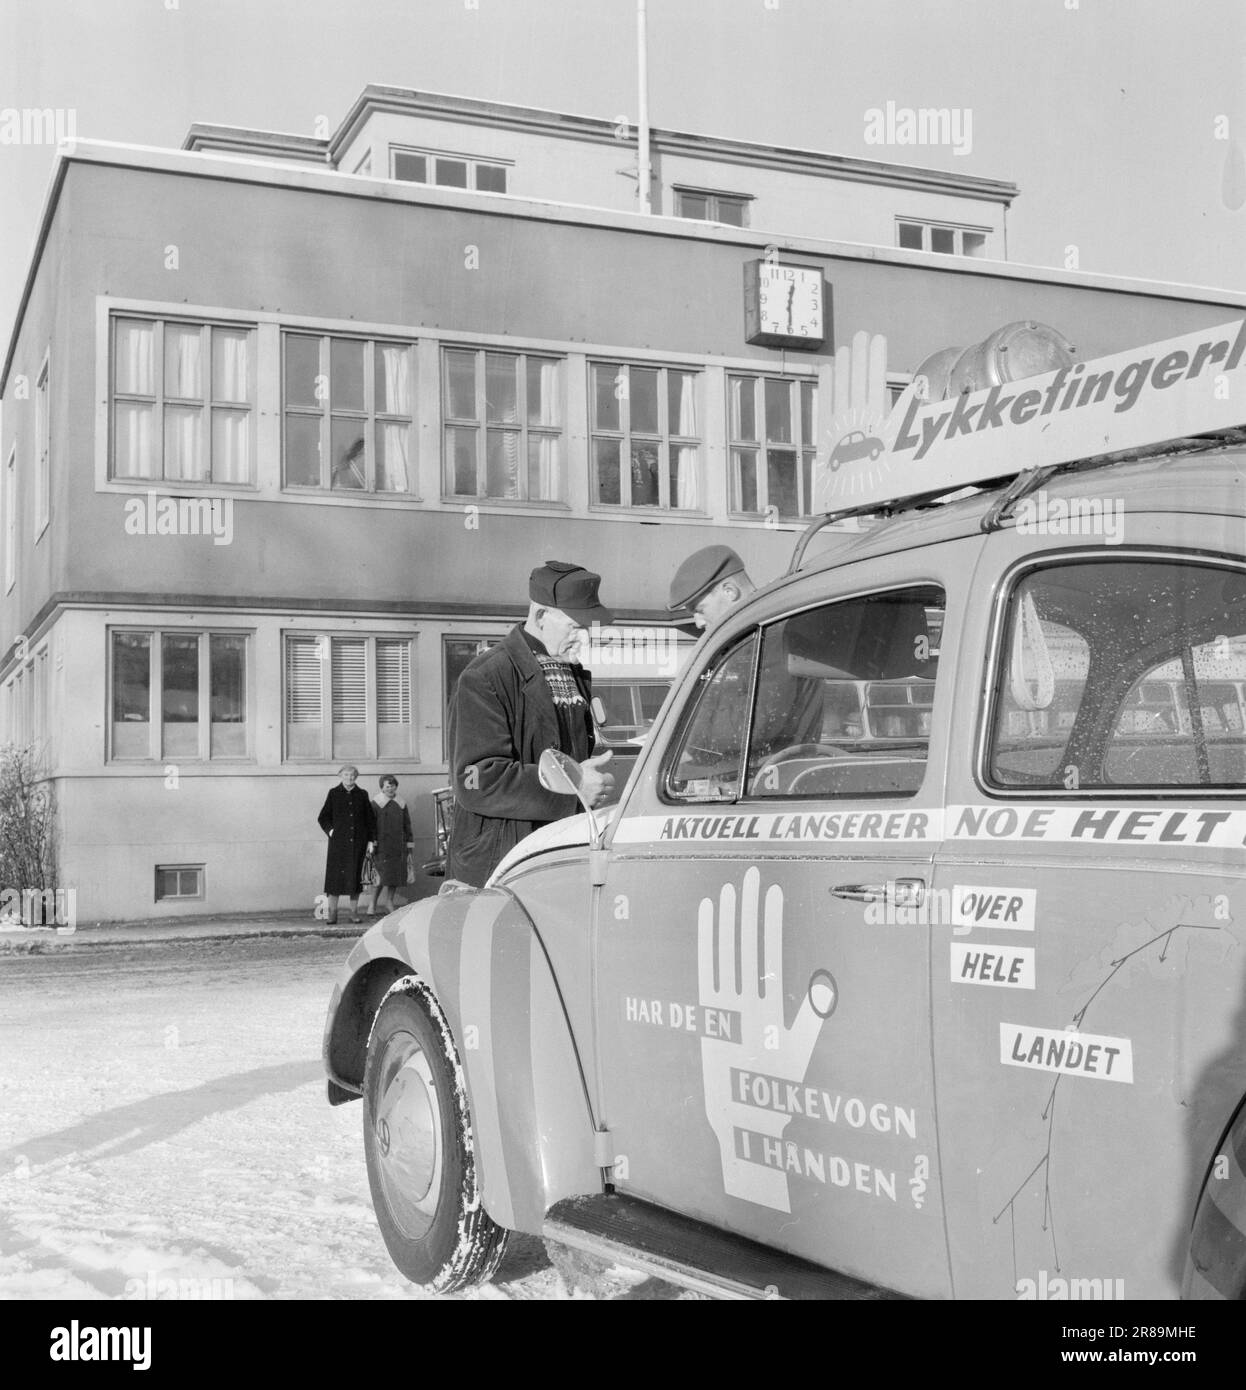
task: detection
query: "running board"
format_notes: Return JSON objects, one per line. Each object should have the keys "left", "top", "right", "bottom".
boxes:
{"left": 543, "top": 1193, "right": 906, "bottom": 1301}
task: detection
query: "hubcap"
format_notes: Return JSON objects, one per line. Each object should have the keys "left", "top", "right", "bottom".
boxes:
{"left": 373, "top": 1029, "right": 443, "bottom": 1239}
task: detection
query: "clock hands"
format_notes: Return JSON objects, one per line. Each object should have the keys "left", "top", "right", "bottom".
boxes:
{"left": 749, "top": 261, "right": 821, "bottom": 342}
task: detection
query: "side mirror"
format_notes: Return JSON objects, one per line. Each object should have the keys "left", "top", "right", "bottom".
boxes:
{"left": 539, "top": 748, "right": 603, "bottom": 849}
{"left": 539, "top": 747, "right": 582, "bottom": 796}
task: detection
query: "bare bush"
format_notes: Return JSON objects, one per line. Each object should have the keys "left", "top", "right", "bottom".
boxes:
{"left": 0, "top": 744, "right": 58, "bottom": 909}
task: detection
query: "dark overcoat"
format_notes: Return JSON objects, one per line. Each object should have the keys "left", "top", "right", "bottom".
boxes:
{"left": 373, "top": 796, "right": 413, "bottom": 887}
{"left": 447, "top": 624, "right": 594, "bottom": 888}
{"left": 318, "top": 783, "right": 376, "bottom": 895}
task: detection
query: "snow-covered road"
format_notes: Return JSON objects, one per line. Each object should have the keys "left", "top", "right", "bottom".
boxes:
{"left": 0, "top": 937, "right": 685, "bottom": 1301}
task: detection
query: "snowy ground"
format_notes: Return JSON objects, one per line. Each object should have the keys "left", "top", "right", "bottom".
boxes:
{"left": 0, "top": 937, "right": 689, "bottom": 1301}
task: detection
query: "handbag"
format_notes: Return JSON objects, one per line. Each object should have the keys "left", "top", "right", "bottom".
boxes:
{"left": 362, "top": 851, "right": 377, "bottom": 888}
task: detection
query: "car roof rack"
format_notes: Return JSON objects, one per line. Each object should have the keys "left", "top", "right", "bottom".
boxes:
{"left": 789, "top": 424, "right": 1246, "bottom": 574}
{"left": 792, "top": 316, "right": 1246, "bottom": 576}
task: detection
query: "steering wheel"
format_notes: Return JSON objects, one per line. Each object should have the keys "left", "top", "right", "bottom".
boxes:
{"left": 751, "top": 742, "right": 852, "bottom": 794}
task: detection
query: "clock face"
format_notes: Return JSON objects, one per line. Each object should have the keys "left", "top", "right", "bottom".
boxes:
{"left": 758, "top": 265, "right": 822, "bottom": 337}
{"left": 744, "top": 261, "right": 827, "bottom": 348}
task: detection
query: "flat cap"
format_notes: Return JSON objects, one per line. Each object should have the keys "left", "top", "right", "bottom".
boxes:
{"left": 530, "top": 559, "right": 613, "bottom": 626}
{"left": 668, "top": 545, "right": 745, "bottom": 612}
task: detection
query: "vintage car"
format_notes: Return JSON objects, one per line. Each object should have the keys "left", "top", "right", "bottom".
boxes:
{"left": 323, "top": 457, "right": 1245, "bottom": 1299}
{"left": 324, "top": 317, "right": 1246, "bottom": 1297}
{"left": 828, "top": 428, "right": 885, "bottom": 471}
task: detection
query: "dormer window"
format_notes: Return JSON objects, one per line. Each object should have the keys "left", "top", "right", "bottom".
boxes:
{"left": 674, "top": 187, "right": 751, "bottom": 227}
{"left": 391, "top": 146, "right": 509, "bottom": 194}
{"left": 897, "top": 219, "right": 988, "bottom": 257}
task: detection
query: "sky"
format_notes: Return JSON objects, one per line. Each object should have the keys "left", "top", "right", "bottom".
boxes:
{"left": 0, "top": 0, "right": 1244, "bottom": 348}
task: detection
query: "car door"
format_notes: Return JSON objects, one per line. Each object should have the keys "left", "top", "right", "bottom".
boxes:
{"left": 592, "top": 543, "right": 980, "bottom": 1298}
{"left": 930, "top": 539, "right": 1246, "bottom": 1299}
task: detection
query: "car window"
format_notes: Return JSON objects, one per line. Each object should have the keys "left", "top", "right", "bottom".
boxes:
{"left": 662, "top": 633, "right": 758, "bottom": 802}
{"left": 595, "top": 682, "right": 640, "bottom": 742}
{"left": 1106, "top": 662, "right": 1246, "bottom": 785}
{"left": 744, "top": 586, "right": 944, "bottom": 800}
{"left": 988, "top": 559, "right": 1246, "bottom": 790}
{"left": 595, "top": 678, "right": 675, "bottom": 746}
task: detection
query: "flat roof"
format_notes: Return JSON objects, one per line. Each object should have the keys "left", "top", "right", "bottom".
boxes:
{"left": 322, "top": 85, "right": 1020, "bottom": 204}
{"left": 186, "top": 85, "right": 1019, "bottom": 204}
{"left": 5, "top": 138, "right": 1246, "bottom": 396}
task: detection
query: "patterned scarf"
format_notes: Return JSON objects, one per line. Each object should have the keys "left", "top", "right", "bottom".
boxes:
{"left": 536, "top": 654, "right": 586, "bottom": 707}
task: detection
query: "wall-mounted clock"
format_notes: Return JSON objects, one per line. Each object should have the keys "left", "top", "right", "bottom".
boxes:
{"left": 743, "top": 260, "right": 829, "bottom": 350}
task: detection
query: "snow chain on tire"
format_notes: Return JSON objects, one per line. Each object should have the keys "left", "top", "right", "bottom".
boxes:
{"left": 368, "top": 976, "right": 510, "bottom": 1291}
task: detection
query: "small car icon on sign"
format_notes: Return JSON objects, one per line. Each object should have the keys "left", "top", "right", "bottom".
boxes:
{"left": 829, "top": 430, "right": 884, "bottom": 471}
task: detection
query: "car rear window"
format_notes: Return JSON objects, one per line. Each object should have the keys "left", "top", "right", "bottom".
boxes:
{"left": 987, "top": 558, "right": 1246, "bottom": 791}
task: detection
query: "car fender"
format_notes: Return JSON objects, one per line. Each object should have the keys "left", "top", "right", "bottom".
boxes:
{"left": 1184, "top": 1094, "right": 1246, "bottom": 1299}
{"left": 323, "top": 888, "right": 602, "bottom": 1233}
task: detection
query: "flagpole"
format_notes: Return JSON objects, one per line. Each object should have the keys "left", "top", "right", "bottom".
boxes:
{"left": 636, "top": 0, "right": 652, "bottom": 213}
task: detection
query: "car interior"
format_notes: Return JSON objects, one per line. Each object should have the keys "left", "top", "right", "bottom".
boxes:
{"left": 990, "top": 560, "right": 1246, "bottom": 789}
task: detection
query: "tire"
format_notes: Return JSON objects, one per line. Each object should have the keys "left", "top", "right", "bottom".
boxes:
{"left": 363, "top": 977, "right": 509, "bottom": 1291}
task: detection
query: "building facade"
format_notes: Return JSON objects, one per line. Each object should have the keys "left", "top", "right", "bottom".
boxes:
{"left": 2, "top": 88, "right": 1243, "bottom": 921}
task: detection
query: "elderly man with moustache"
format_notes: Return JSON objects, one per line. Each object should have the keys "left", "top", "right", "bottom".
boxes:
{"left": 446, "top": 560, "right": 616, "bottom": 888}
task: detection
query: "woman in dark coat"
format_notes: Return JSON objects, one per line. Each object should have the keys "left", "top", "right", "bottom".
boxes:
{"left": 370, "top": 773, "right": 414, "bottom": 917}
{"left": 317, "top": 766, "right": 376, "bottom": 924}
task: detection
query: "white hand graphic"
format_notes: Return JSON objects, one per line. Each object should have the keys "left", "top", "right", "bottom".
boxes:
{"left": 698, "top": 867, "right": 826, "bottom": 1212}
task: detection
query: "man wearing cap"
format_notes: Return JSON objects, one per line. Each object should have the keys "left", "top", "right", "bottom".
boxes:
{"left": 668, "top": 544, "right": 756, "bottom": 633}
{"left": 446, "top": 560, "right": 616, "bottom": 888}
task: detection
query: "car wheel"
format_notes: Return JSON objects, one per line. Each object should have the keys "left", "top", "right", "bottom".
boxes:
{"left": 363, "top": 977, "right": 509, "bottom": 1291}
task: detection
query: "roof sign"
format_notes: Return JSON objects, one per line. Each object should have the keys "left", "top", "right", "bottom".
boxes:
{"left": 815, "top": 318, "right": 1246, "bottom": 513}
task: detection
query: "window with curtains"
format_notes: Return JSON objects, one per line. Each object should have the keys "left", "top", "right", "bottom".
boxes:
{"left": 35, "top": 355, "right": 49, "bottom": 537}
{"left": 4, "top": 446, "right": 14, "bottom": 593}
{"left": 284, "top": 335, "right": 416, "bottom": 494}
{"left": 728, "top": 374, "right": 818, "bottom": 518}
{"left": 3, "top": 668, "right": 23, "bottom": 746}
{"left": 111, "top": 317, "right": 255, "bottom": 484}
{"left": 443, "top": 349, "right": 562, "bottom": 501}
{"left": 284, "top": 633, "right": 414, "bottom": 760}
{"left": 32, "top": 646, "right": 47, "bottom": 753}
{"left": 109, "top": 629, "right": 249, "bottom": 761}
{"left": 589, "top": 362, "right": 701, "bottom": 510}
{"left": 1, "top": 648, "right": 46, "bottom": 752}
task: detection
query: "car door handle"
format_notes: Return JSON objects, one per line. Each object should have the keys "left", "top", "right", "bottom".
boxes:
{"left": 830, "top": 878, "right": 926, "bottom": 907}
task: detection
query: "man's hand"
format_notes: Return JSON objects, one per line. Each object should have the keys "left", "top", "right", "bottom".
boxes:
{"left": 577, "top": 750, "right": 615, "bottom": 807}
